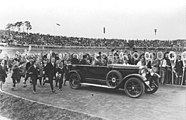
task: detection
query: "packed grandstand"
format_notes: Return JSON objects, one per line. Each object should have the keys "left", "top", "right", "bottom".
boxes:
{"left": 0, "top": 30, "right": 186, "bottom": 50}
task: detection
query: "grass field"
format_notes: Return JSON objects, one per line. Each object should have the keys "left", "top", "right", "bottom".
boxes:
{"left": 0, "top": 91, "right": 104, "bottom": 120}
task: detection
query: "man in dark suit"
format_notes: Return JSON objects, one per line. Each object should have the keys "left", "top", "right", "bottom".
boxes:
{"left": 0, "top": 60, "right": 7, "bottom": 91}
{"left": 28, "top": 61, "right": 38, "bottom": 93}
{"left": 71, "top": 54, "right": 79, "bottom": 64}
{"left": 23, "top": 58, "right": 33, "bottom": 87}
{"left": 128, "top": 54, "right": 135, "bottom": 65}
{"left": 45, "top": 57, "right": 56, "bottom": 93}
{"left": 80, "top": 55, "right": 90, "bottom": 65}
{"left": 175, "top": 55, "right": 183, "bottom": 85}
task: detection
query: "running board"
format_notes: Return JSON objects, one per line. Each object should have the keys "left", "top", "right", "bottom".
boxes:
{"left": 80, "top": 83, "right": 114, "bottom": 89}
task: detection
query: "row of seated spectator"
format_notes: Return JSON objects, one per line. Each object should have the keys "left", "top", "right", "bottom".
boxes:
{"left": 0, "top": 31, "right": 185, "bottom": 48}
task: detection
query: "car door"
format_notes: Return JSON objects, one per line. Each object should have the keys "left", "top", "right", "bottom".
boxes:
{"left": 76, "top": 65, "right": 92, "bottom": 79}
{"left": 85, "top": 65, "right": 109, "bottom": 82}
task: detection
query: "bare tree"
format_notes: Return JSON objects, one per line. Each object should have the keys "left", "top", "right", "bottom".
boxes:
{"left": 5, "top": 23, "right": 13, "bottom": 31}
{"left": 14, "top": 21, "right": 23, "bottom": 32}
{"left": 24, "top": 21, "right": 32, "bottom": 34}
{"left": 5, "top": 23, "right": 14, "bottom": 38}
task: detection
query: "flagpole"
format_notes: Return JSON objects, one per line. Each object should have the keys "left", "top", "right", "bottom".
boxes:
{"left": 103, "top": 27, "right": 105, "bottom": 47}
{"left": 154, "top": 28, "right": 157, "bottom": 40}
{"left": 56, "top": 23, "right": 61, "bottom": 37}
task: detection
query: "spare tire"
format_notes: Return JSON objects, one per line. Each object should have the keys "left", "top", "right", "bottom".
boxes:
{"left": 106, "top": 70, "right": 122, "bottom": 88}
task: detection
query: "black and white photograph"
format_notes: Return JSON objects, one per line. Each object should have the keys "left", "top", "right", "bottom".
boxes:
{"left": 0, "top": 0, "right": 185, "bottom": 120}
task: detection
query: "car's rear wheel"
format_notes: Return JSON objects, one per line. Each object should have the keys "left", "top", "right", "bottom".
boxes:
{"left": 69, "top": 72, "right": 81, "bottom": 89}
{"left": 124, "top": 77, "right": 145, "bottom": 98}
{"left": 106, "top": 70, "right": 122, "bottom": 88}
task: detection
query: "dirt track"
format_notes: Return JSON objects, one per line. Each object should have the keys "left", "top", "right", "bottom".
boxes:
{"left": 1, "top": 73, "right": 186, "bottom": 120}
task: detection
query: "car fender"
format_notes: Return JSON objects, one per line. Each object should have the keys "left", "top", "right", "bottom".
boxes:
{"left": 116, "top": 74, "right": 146, "bottom": 89}
{"left": 122, "top": 74, "right": 146, "bottom": 83}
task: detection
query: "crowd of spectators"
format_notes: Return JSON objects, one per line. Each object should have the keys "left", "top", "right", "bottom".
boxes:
{"left": 0, "top": 31, "right": 185, "bottom": 49}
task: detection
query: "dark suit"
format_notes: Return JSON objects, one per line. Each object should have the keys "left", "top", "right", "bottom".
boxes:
{"left": 11, "top": 64, "right": 21, "bottom": 87}
{"left": 46, "top": 62, "right": 56, "bottom": 91}
{"left": 24, "top": 62, "right": 32, "bottom": 83}
{"left": 175, "top": 60, "right": 183, "bottom": 85}
{"left": 175, "top": 60, "right": 183, "bottom": 76}
{"left": 80, "top": 59, "right": 89, "bottom": 65}
{"left": 28, "top": 65, "right": 38, "bottom": 92}
{"left": 166, "top": 59, "right": 172, "bottom": 84}
{"left": 0, "top": 65, "right": 7, "bottom": 83}
{"left": 128, "top": 57, "right": 135, "bottom": 65}
{"left": 71, "top": 58, "right": 79, "bottom": 64}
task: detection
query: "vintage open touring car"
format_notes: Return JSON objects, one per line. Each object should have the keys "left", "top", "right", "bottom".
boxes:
{"left": 67, "top": 64, "right": 160, "bottom": 98}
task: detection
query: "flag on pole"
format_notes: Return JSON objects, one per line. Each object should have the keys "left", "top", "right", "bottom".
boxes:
{"left": 103, "top": 27, "right": 106, "bottom": 34}
{"left": 56, "top": 23, "right": 61, "bottom": 26}
{"left": 154, "top": 29, "right": 157, "bottom": 35}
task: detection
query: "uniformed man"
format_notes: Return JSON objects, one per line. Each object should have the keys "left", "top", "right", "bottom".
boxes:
{"left": 175, "top": 55, "right": 183, "bottom": 85}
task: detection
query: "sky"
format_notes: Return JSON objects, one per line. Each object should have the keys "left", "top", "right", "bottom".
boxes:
{"left": 0, "top": 0, "right": 185, "bottom": 40}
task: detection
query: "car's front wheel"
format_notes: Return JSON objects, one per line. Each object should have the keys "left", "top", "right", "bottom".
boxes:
{"left": 69, "top": 72, "right": 81, "bottom": 89}
{"left": 124, "top": 77, "right": 145, "bottom": 98}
